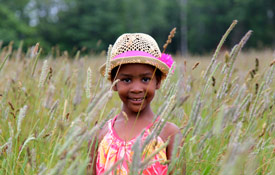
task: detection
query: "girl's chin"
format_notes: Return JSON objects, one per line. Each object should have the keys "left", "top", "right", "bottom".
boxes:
{"left": 126, "top": 105, "right": 146, "bottom": 113}
{"left": 129, "top": 108, "right": 144, "bottom": 113}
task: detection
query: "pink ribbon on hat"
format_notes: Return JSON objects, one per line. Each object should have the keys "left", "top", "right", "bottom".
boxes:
{"left": 113, "top": 51, "right": 174, "bottom": 68}
{"left": 159, "top": 53, "right": 173, "bottom": 68}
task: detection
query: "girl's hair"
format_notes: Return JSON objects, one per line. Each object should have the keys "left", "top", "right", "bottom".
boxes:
{"left": 111, "top": 65, "right": 162, "bottom": 83}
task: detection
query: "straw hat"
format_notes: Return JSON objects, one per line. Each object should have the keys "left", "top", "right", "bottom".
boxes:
{"left": 100, "top": 33, "right": 174, "bottom": 79}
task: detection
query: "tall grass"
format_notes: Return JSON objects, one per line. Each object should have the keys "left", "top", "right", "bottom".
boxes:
{"left": 0, "top": 21, "right": 274, "bottom": 175}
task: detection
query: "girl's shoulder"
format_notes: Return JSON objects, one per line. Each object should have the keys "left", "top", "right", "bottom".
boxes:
{"left": 159, "top": 121, "right": 181, "bottom": 142}
{"left": 97, "top": 120, "right": 111, "bottom": 143}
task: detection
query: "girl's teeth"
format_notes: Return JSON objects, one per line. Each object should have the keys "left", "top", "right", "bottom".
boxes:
{"left": 133, "top": 98, "right": 142, "bottom": 101}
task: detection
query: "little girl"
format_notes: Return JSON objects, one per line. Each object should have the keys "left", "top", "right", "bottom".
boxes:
{"left": 89, "top": 33, "right": 182, "bottom": 175}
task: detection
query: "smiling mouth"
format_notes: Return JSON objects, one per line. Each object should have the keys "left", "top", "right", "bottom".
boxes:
{"left": 131, "top": 98, "right": 144, "bottom": 101}
{"left": 128, "top": 97, "right": 145, "bottom": 104}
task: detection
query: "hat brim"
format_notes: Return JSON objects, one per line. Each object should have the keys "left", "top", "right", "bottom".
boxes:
{"left": 99, "top": 56, "right": 170, "bottom": 80}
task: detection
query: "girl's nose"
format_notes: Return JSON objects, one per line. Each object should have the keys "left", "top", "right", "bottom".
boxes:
{"left": 130, "top": 81, "right": 144, "bottom": 93}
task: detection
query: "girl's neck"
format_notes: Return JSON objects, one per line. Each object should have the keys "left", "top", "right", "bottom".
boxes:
{"left": 119, "top": 105, "right": 155, "bottom": 121}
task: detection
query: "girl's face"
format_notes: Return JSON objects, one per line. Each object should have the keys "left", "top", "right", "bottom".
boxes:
{"left": 113, "top": 64, "right": 161, "bottom": 114}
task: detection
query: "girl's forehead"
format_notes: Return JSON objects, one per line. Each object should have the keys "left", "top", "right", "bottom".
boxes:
{"left": 118, "top": 64, "right": 156, "bottom": 73}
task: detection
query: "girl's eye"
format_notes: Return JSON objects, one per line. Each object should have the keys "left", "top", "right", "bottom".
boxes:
{"left": 122, "top": 78, "right": 131, "bottom": 83}
{"left": 142, "top": 77, "right": 151, "bottom": 83}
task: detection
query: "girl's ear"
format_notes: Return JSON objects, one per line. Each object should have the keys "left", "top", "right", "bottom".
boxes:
{"left": 112, "top": 82, "right": 118, "bottom": 91}
{"left": 156, "top": 79, "right": 161, "bottom": 90}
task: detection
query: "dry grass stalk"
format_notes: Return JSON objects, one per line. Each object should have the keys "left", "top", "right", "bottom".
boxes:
{"left": 16, "top": 41, "right": 24, "bottom": 60}
{"left": 8, "top": 101, "right": 15, "bottom": 111}
{"left": 74, "top": 50, "right": 80, "bottom": 60}
{"left": 204, "top": 20, "right": 238, "bottom": 80}
{"left": 16, "top": 105, "right": 28, "bottom": 138}
{"left": 190, "top": 93, "right": 201, "bottom": 125}
{"left": 182, "top": 127, "right": 193, "bottom": 144}
{"left": 258, "top": 123, "right": 267, "bottom": 138}
{"left": 161, "top": 62, "right": 175, "bottom": 91}
{"left": 31, "top": 48, "right": 42, "bottom": 76}
{"left": 202, "top": 62, "right": 221, "bottom": 97}
{"left": 7, "top": 41, "right": 14, "bottom": 55}
{"left": 255, "top": 83, "right": 259, "bottom": 95}
{"left": 192, "top": 62, "right": 200, "bottom": 70}
{"left": 62, "top": 99, "right": 68, "bottom": 120}
{"left": 0, "top": 53, "right": 10, "bottom": 73}
{"left": 224, "top": 51, "right": 230, "bottom": 65}
{"left": 104, "top": 44, "right": 112, "bottom": 79}
{"left": 212, "top": 76, "right": 216, "bottom": 87}
{"left": 122, "top": 111, "right": 128, "bottom": 123}
{"left": 162, "top": 28, "right": 176, "bottom": 53}
{"left": 255, "top": 58, "right": 259, "bottom": 72}
{"left": 17, "top": 135, "right": 36, "bottom": 160}
{"left": 85, "top": 67, "right": 92, "bottom": 98}
{"left": 33, "top": 43, "right": 40, "bottom": 57}
{"left": 103, "top": 159, "right": 124, "bottom": 175}
{"left": 217, "top": 31, "right": 252, "bottom": 100}
{"left": 38, "top": 60, "right": 49, "bottom": 88}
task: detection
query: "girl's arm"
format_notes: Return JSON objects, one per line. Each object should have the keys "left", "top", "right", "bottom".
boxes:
{"left": 87, "top": 123, "right": 109, "bottom": 175}
{"left": 163, "top": 122, "right": 186, "bottom": 175}
{"left": 87, "top": 135, "right": 98, "bottom": 175}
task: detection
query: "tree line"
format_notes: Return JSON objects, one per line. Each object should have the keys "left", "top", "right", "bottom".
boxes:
{"left": 0, "top": 0, "right": 274, "bottom": 55}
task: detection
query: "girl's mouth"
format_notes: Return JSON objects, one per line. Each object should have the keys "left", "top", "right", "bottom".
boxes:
{"left": 132, "top": 98, "right": 144, "bottom": 101}
{"left": 128, "top": 97, "right": 145, "bottom": 104}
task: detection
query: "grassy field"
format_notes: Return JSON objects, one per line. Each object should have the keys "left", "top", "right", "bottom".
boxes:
{"left": 0, "top": 30, "right": 275, "bottom": 174}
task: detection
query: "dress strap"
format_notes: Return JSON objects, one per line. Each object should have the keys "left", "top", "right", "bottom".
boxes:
{"left": 108, "top": 115, "right": 118, "bottom": 131}
{"left": 110, "top": 115, "right": 160, "bottom": 130}
{"left": 111, "top": 115, "right": 118, "bottom": 126}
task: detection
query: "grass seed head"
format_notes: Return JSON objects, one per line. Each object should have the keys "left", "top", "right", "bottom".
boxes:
{"left": 192, "top": 62, "right": 200, "bottom": 70}
{"left": 85, "top": 67, "right": 92, "bottom": 98}
{"left": 162, "top": 28, "right": 176, "bottom": 53}
{"left": 38, "top": 60, "right": 49, "bottom": 88}
{"left": 16, "top": 105, "right": 28, "bottom": 138}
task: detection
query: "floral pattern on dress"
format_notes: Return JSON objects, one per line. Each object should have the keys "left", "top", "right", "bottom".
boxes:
{"left": 96, "top": 116, "right": 168, "bottom": 175}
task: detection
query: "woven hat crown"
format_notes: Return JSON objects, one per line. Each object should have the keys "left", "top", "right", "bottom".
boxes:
{"left": 111, "top": 33, "right": 161, "bottom": 59}
{"left": 100, "top": 33, "right": 174, "bottom": 80}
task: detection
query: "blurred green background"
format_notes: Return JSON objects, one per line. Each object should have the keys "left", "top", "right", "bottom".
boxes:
{"left": 0, "top": 0, "right": 274, "bottom": 55}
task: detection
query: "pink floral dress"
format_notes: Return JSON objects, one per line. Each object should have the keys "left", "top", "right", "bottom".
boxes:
{"left": 96, "top": 116, "right": 168, "bottom": 175}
